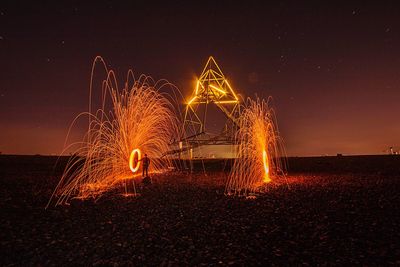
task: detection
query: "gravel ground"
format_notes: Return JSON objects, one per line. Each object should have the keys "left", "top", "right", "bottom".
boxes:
{"left": 1, "top": 156, "right": 400, "bottom": 266}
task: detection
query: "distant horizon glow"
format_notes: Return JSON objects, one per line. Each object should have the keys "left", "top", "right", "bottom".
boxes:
{"left": 1, "top": 2, "right": 399, "bottom": 156}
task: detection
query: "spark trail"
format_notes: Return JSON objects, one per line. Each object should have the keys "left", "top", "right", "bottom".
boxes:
{"left": 48, "top": 57, "right": 181, "bottom": 207}
{"left": 226, "top": 97, "right": 286, "bottom": 196}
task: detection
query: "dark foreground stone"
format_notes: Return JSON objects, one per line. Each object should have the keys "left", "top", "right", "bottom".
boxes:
{"left": 0, "top": 155, "right": 399, "bottom": 266}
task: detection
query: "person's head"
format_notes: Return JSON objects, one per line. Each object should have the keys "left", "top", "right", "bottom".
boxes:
{"left": 145, "top": 154, "right": 147, "bottom": 157}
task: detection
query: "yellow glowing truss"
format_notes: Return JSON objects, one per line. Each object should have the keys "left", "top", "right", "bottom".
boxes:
{"left": 182, "top": 56, "right": 241, "bottom": 136}
{"left": 187, "top": 56, "right": 239, "bottom": 105}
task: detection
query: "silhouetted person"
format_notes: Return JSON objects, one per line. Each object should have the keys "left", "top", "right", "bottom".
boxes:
{"left": 142, "top": 154, "right": 150, "bottom": 177}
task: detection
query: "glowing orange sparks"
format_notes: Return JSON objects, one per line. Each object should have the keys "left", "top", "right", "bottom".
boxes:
{"left": 129, "top": 148, "right": 142, "bottom": 173}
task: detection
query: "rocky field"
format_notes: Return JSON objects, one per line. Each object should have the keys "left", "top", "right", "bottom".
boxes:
{"left": 1, "top": 155, "right": 399, "bottom": 266}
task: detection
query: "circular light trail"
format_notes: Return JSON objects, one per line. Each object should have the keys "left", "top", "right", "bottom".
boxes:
{"left": 129, "top": 148, "right": 142, "bottom": 173}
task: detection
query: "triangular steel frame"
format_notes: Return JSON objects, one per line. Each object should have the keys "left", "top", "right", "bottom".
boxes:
{"left": 181, "top": 56, "right": 241, "bottom": 146}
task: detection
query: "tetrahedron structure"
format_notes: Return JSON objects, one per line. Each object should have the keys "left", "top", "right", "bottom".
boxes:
{"left": 181, "top": 56, "right": 241, "bottom": 156}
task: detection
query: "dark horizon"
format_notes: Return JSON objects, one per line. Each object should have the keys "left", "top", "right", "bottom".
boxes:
{"left": 1, "top": 1, "right": 399, "bottom": 156}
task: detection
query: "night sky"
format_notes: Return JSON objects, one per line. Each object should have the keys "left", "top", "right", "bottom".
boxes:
{"left": 1, "top": 1, "right": 399, "bottom": 156}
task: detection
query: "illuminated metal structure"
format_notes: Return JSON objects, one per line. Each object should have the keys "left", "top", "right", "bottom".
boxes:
{"left": 180, "top": 56, "right": 241, "bottom": 159}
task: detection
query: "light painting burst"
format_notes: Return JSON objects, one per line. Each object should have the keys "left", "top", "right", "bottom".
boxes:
{"left": 47, "top": 57, "right": 181, "bottom": 207}
{"left": 226, "top": 97, "right": 287, "bottom": 196}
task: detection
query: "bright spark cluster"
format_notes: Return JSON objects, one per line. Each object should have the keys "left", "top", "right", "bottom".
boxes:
{"left": 226, "top": 97, "right": 287, "bottom": 196}
{"left": 48, "top": 57, "right": 180, "bottom": 207}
